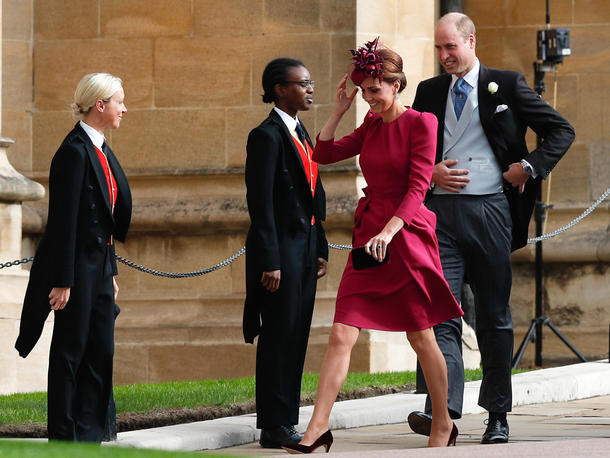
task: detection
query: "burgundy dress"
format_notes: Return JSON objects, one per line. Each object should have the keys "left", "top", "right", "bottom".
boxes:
{"left": 313, "top": 108, "right": 463, "bottom": 332}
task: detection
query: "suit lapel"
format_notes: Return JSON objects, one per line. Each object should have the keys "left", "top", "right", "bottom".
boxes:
{"left": 269, "top": 110, "right": 309, "bottom": 180}
{"left": 104, "top": 142, "right": 132, "bottom": 215}
{"left": 432, "top": 75, "right": 452, "bottom": 163}
{"left": 444, "top": 87, "right": 479, "bottom": 155}
{"left": 75, "top": 124, "right": 114, "bottom": 218}
{"left": 477, "top": 64, "right": 496, "bottom": 132}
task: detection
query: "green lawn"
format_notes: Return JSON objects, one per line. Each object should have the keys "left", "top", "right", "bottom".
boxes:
{"left": 0, "top": 440, "right": 225, "bottom": 457}
{"left": 0, "top": 369, "right": 523, "bottom": 427}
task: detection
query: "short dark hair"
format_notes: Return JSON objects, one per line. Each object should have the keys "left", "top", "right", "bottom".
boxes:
{"left": 261, "top": 58, "right": 305, "bottom": 104}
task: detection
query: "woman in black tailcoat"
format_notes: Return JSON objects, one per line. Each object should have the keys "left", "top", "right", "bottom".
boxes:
{"left": 243, "top": 58, "right": 328, "bottom": 448}
{"left": 16, "top": 73, "right": 132, "bottom": 442}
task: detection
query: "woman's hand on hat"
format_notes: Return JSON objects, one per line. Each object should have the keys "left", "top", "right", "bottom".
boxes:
{"left": 334, "top": 74, "right": 358, "bottom": 116}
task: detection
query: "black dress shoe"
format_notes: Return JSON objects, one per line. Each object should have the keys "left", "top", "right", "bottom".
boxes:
{"left": 407, "top": 411, "right": 432, "bottom": 437}
{"left": 259, "top": 425, "right": 302, "bottom": 448}
{"left": 481, "top": 418, "right": 509, "bottom": 444}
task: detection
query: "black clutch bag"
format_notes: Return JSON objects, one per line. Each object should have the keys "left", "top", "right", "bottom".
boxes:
{"left": 352, "top": 246, "right": 390, "bottom": 270}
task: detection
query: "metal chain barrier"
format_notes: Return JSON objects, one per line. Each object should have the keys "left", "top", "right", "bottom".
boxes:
{"left": 526, "top": 186, "right": 609, "bottom": 244}
{"left": 1, "top": 187, "right": 608, "bottom": 276}
{"left": 0, "top": 256, "right": 34, "bottom": 270}
{"left": 115, "top": 247, "right": 245, "bottom": 278}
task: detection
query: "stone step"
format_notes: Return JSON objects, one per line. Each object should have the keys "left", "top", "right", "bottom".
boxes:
{"left": 115, "top": 292, "right": 338, "bottom": 327}
{"left": 114, "top": 328, "right": 400, "bottom": 384}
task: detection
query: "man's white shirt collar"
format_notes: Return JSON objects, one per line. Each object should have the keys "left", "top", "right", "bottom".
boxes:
{"left": 79, "top": 120, "right": 105, "bottom": 150}
{"left": 274, "top": 107, "right": 300, "bottom": 136}
{"left": 449, "top": 58, "right": 480, "bottom": 92}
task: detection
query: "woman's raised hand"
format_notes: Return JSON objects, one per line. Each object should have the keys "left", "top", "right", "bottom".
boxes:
{"left": 334, "top": 74, "right": 358, "bottom": 116}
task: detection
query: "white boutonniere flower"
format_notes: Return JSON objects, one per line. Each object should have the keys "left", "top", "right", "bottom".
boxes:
{"left": 488, "top": 82, "right": 499, "bottom": 94}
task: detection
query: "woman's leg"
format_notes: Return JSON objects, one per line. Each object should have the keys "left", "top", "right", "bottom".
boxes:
{"left": 300, "top": 323, "right": 360, "bottom": 445}
{"left": 407, "top": 328, "right": 454, "bottom": 447}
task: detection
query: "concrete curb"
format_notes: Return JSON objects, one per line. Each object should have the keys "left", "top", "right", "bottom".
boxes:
{"left": 110, "top": 360, "right": 610, "bottom": 451}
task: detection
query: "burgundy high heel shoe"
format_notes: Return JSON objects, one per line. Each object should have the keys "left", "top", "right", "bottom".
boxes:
{"left": 282, "top": 430, "right": 333, "bottom": 454}
{"left": 447, "top": 423, "right": 458, "bottom": 446}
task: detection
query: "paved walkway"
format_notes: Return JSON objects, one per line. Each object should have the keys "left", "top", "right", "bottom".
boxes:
{"left": 113, "top": 361, "right": 610, "bottom": 455}
{"left": 214, "top": 395, "right": 610, "bottom": 456}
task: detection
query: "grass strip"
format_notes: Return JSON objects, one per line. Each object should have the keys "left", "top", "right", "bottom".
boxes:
{"left": 0, "top": 368, "right": 525, "bottom": 427}
{"left": 0, "top": 440, "right": 224, "bottom": 457}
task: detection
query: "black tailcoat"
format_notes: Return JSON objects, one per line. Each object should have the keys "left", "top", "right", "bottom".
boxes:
{"left": 15, "top": 122, "right": 131, "bottom": 442}
{"left": 16, "top": 122, "right": 131, "bottom": 357}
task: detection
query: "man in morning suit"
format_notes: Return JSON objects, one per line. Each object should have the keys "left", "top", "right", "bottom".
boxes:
{"left": 243, "top": 58, "right": 328, "bottom": 448}
{"left": 408, "top": 13, "right": 575, "bottom": 443}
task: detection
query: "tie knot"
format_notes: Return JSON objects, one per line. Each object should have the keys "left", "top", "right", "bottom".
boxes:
{"left": 454, "top": 78, "right": 467, "bottom": 94}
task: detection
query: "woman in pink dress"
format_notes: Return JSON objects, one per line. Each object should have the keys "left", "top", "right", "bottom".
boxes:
{"left": 283, "top": 39, "right": 463, "bottom": 453}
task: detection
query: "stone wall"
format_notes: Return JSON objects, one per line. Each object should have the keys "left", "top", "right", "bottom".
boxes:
{"left": 464, "top": 0, "right": 610, "bottom": 364}
{"left": 2, "top": 0, "right": 607, "bottom": 389}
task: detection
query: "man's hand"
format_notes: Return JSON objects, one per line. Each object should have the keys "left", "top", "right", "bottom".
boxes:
{"left": 49, "top": 287, "right": 70, "bottom": 311}
{"left": 503, "top": 162, "right": 529, "bottom": 194}
{"left": 317, "top": 258, "right": 328, "bottom": 279}
{"left": 261, "top": 270, "right": 281, "bottom": 292}
{"left": 432, "top": 159, "right": 470, "bottom": 193}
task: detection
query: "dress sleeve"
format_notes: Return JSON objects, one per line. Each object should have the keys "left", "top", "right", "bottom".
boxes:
{"left": 312, "top": 112, "right": 373, "bottom": 164}
{"left": 395, "top": 112, "right": 438, "bottom": 226}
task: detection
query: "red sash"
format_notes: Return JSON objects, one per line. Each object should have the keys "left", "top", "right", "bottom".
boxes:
{"left": 94, "top": 146, "right": 117, "bottom": 245}
{"left": 94, "top": 146, "right": 117, "bottom": 210}
{"left": 291, "top": 135, "right": 318, "bottom": 225}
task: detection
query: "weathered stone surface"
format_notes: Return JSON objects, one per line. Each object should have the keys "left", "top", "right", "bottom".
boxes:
{"left": 321, "top": 0, "right": 355, "bottom": 33}
{"left": 355, "top": 0, "right": 395, "bottom": 36}
{"left": 101, "top": 0, "right": 191, "bottom": 38}
{"left": 560, "top": 25, "right": 610, "bottom": 75}
{"left": 0, "top": 148, "right": 45, "bottom": 202}
{"left": 110, "top": 109, "right": 226, "bottom": 170}
{"left": 31, "top": 111, "right": 75, "bottom": 173}
{"left": 226, "top": 105, "right": 272, "bottom": 168}
{"left": 574, "top": 0, "right": 610, "bottom": 24}
{"left": 3, "top": 0, "right": 33, "bottom": 41}
{"left": 548, "top": 144, "right": 591, "bottom": 202}
{"left": 154, "top": 37, "right": 251, "bottom": 108}
{"left": 3, "top": 111, "right": 32, "bottom": 172}
{"left": 330, "top": 33, "right": 356, "bottom": 107}
{"left": 194, "top": 0, "right": 264, "bottom": 37}
{"left": 506, "top": 0, "right": 572, "bottom": 26}
{"left": 34, "top": 39, "right": 154, "bottom": 111}
{"left": 33, "top": 0, "right": 98, "bottom": 40}
{"left": 148, "top": 343, "right": 256, "bottom": 382}
{"left": 396, "top": 0, "right": 436, "bottom": 40}
{"left": 114, "top": 344, "right": 149, "bottom": 385}
{"left": 0, "top": 272, "right": 52, "bottom": 395}
{"left": 3, "top": 38, "right": 32, "bottom": 111}
{"left": 263, "top": 0, "right": 321, "bottom": 34}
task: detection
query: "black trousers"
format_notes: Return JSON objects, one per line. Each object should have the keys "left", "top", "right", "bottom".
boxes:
{"left": 255, "top": 226, "right": 318, "bottom": 429}
{"left": 421, "top": 193, "right": 514, "bottom": 416}
{"left": 47, "top": 247, "right": 115, "bottom": 442}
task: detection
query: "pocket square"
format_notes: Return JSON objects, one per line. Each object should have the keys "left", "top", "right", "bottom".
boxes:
{"left": 494, "top": 104, "right": 508, "bottom": 114}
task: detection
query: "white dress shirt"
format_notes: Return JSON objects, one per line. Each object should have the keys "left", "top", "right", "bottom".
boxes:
{"left": 79, "top": 120, "right": 105, "bottom": 150}
{"left": 273, "top": 107, "right": 300, "bottom": 138}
